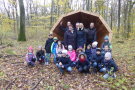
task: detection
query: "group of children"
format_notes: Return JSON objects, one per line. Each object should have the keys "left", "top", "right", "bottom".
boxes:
{"left": 25, "top": 33, "right": 118, "bottom": 79}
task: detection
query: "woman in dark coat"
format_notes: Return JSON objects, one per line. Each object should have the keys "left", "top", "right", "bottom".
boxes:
{"left": 64, "top": 25, "right": 77, "bottom": 50}
{"left": 76, "top": 23, "right": 86, "bottom": 48}
{"left": 86, "top": 22, "right": 97, "bottom": 46}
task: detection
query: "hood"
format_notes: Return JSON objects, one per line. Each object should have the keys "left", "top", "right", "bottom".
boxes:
{"left": 78, "top": 53, "right": 87, "bottom": 62}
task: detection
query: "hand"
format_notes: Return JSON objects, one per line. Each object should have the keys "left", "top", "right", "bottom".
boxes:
{"left": 59, "top": 62, "right": 62, "bottom": 66}
{"left": 62, "top": 65, "right": 64, "bottom": 68}
{"left": 60, "top": 21, "right": 63, "bottom": 25}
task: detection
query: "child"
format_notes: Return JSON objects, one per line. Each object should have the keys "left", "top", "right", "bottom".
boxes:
{"left": 45, "top": 33, "right": 54, "bottom": 64}
{"left": 56, "top": 50, "right": 72, "bottom": 74}
{"left": 25, "top": 46, "right": 36, "bottom": 67}
{"left": 85, "top": 44, "right": 92, "bottom": 62}
{"left": 56, "top": 41, "right": 65, "bottom": 57}
{"left": 51, "top": 37, "right": 58, "bottom": 64}
{"left": 76, "top": 46, "right": 84, "bottom": 57}
{"left": 67, "top": 45, "right": 77, "bottom": 66}
{"left": 36, "top": 46, "right": 45, "bottom": 65}
{"left": 101, "top": 35, "right": 112, "bottom": 49}
{"left": 101, "top": 45, "right": 111, "bottom": 56}
{"left": 76, "top": 53, "right": 90, "bottom": 73}
{"left": 91, "top": 48, "right": 104, "bottom": 73}
{"left": 100, "top": 52, "right": 118, "bottom": 79}
{"left": 91, "top": 41, "right": 98, "bottom": 55}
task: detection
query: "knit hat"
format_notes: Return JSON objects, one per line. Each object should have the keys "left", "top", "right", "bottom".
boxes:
{"left": 38, "top": 46, "right": 42, "bottom": 49}
{"left": 105, "top": 52, "right": 112, "bottom": 59}
{"left": 76, "top": 46, "right": 83, "bottom": 52}
{"left": 87, "top": 44, "right": 91, "bottom": 47}
{"left": 62, "top": 50, "right": 68, "bottom": 54}
{"left": 28, "top": 46, "right": 33, "bottom": 52}
{"left": 96, "top": 48, "right": 101, "bottom": 52}
{"left": 104, "top": 35, "right": 109, "bottom": 40}
{"left": 53, "top": 37, "right": 58, "bottom": 40}
{"left": 92, "top": 41, "right": 98, "bottom": 47}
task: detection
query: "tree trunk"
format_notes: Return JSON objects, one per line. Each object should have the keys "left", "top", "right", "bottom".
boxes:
{"left": 18, "top": 0, "right": 26, "bottom": 41}
{"left": 117, "top": 0, "right": 121, "bottom": 37}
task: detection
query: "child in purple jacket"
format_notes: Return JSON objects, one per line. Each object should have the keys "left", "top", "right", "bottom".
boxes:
{"left": 25, "top": 46, "right": 36, "bottom": 67}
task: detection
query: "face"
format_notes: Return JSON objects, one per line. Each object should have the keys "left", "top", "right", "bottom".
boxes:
{"left": 62, "top": 53, "right": 67, "bottom": 57}
{"left": 87, "top": 46, "right": 91, "bottom": 49}
{"left": 49, "top": 34, "right": 53, "bottom": 38}
{"left": 104, "top": 46, "right": 109, "bottom": 51}
{"left": 92, "top": 45, "right": 96, "bottom": 48}
{"left": 80, "top": 55, "right": 85, "bottom": 59}
{"left": 105, "top": 39, "right": 109, "bottom": 42}
{"left": 90, "top": 23, "right": 94, "bottom": 28}
{"left": 79, "top": 23, "right": 84, "bottom": 28}
{"left": 67, "top": 22, "right": 71, "bottom": 26}
{"left": 78, "top": 50, "right": 82, "bottom": 53}
{"left": 96, "top": 51, "right": 101, "bottom": 55}
{"left": 68, "top": 48, "right": 72, "bottom": 51}
{"left": 54, "top": 39, "right": 57, "bottom": 42}
{"left": 28, "top": 50, "right": 33, "bottom": 53}
{"left": 105, "top": 56, "right": 110, "bottom": 60}
{"left": 69, "top": 26, "right": 73, "bottom": 31}
{"left": 76, "top": 23, "right": 80, "bottom": 28}
{"left": 58, "top": 41, "right": 61, "bottom": 45}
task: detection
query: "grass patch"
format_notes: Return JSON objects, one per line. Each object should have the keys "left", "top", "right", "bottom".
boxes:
{"left": 5, "top": 48, "right": 17, "bottom": 55}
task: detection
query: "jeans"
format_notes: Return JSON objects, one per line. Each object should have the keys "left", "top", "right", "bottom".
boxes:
{"left": 45, "top": 53, "right": 51, "bottom": 63}
{"left": 99, "top": 68, "right": 107, "bottom": 73}
{"left": 71, "top": 62, "right": 76, "bottom": 67}
{"left": 28, "top": 61, "right": 35, "bottom": 66}
{"left": 53, "top": 54, "right": 57, "bottom": 64}
{"left": 38, "top": 56, "right": 45, "bottom": 64}
{"left": 92, "top": 62, "right": 97, "bottom": 68}
{"left": 56, "top": 64, "right": 72, "bottom": 73}
{"left": 78, "top": 66, "right": 90, "bottom": 72}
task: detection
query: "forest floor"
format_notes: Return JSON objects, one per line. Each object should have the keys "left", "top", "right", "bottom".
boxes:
{"left": 0, "top": 36, "right": 135, "bottom": 90}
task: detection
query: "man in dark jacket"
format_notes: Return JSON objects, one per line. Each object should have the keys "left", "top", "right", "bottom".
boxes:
{"left": 59, "top": 21, "right": 72, "bottom": 33}
{"left": 56, "top": 50, "right": 72, "bottom": 74}
{"left": 74, "top": 22, "right": 80, "bottom": 33}
{"left": 64, "top": 25, "right": 77, "bottom": 50}
{"left": 76, "top": 53, "right": 90, "bottom": 73}
{"left": 86, "top": 22, "right": 97, "bottom": 46}
{"left": 44, "top": 34, "right": 54, "bottom": 65}
{"left": 36, "top": 46, "right": 45, "bottom": 64}
{"left": 76, "top": 23, "right": 86, "bottom": 48}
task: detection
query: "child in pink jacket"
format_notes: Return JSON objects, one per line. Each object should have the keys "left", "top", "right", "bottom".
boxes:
{"left": 67, "top": 45, "right": 77, "bottom": 62}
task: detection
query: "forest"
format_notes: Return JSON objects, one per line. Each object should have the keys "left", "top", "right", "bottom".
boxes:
{"left": 0, "top": 0, "right": 135, "bottom": 89}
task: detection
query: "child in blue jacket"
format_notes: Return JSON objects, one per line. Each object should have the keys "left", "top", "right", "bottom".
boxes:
{"left": 51, "top": 37, "right": 58, "bottom": 64}
{"left": 91, "top": 48, "right": 104, "bottom": 73}
{"left": 101, "top": 35, "right": 112, "bottom": 49}
{"left": 100, "top": 52, "right": 118, "bottom": 79}
{"left": 56, "top": 50, "right": 72, "bottom": 74}
{"left": 85, "top": 44, "right": 92, "bottom": 62}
